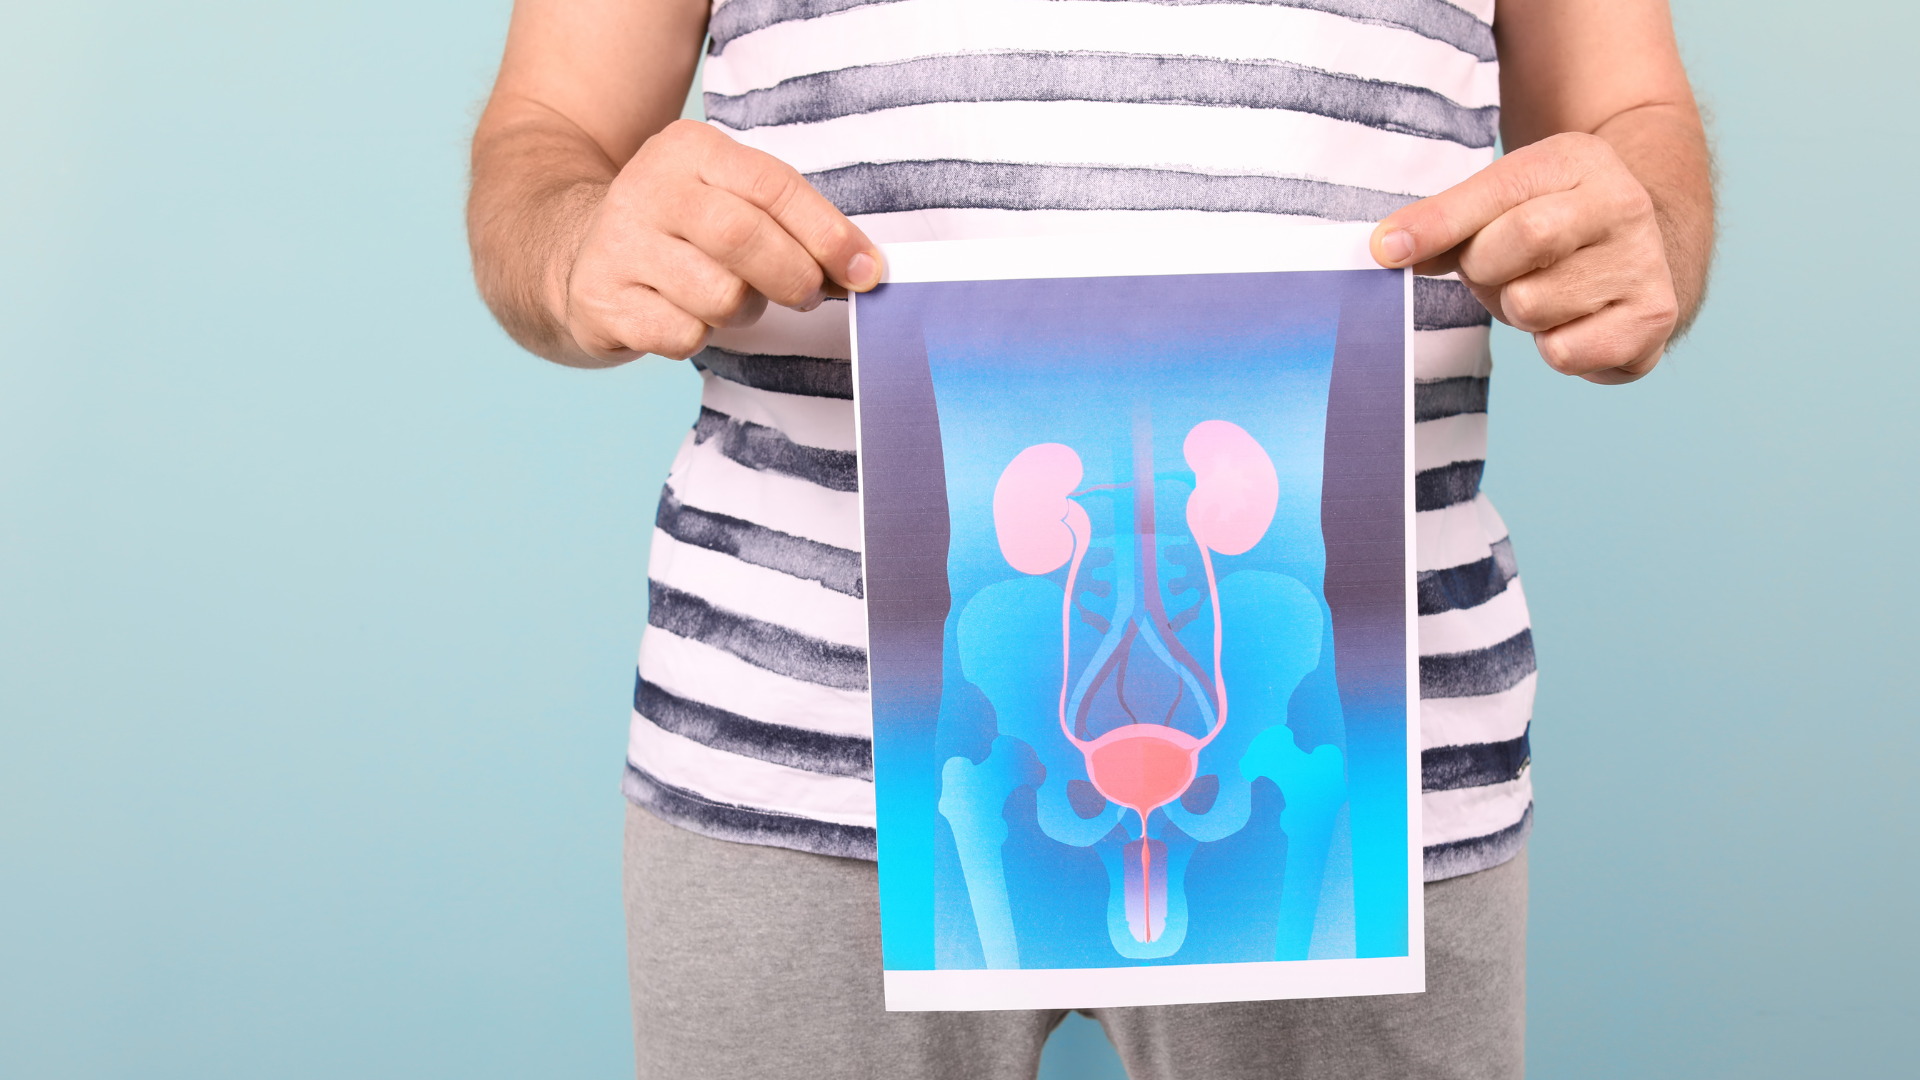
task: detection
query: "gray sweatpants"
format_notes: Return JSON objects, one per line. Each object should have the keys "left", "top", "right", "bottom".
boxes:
{"left": 624, "top": 804, "right": 1525, "bottom": 1079}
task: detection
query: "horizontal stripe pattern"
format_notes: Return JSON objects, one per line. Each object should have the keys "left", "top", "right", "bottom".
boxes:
{"left": 1425, "top": 802, "right": 1531, "bottom": 882}
{"left": 709, "top": 299, "right": 854, "bottom": 360}
{"left": 656, "top": 488, "right": 865, "bottom": 598}
{"left": 1417, "top": 575, "right": 1527, "bottom": 655}
{"left": 708, "top": 0, "right": 1496, "bottom": 107}
{"left": 1422, "top": 671, "right": 1534, "bottom": 750}
{"left": 709, "top": 0, "right": 1496, "bottom": 65}
{"left": 1085, "top": 0, "right": 1497, "bottom": 62}
{"left": 741, "top": 102, "right": 1492, "bottom": 201}
{"left": 639, "top": 626, "right": 872, "bottom": 737}
{"left": 809, "top": 160, "right": 1416, "bottom": 221}
{"left": 1411, "top": 410, "right": 1486, "bottom": 474}
{"left": 624, "top": 761, "right": 878, "bottom": 860}
{"left": 1414, "top": 276, "right": 1493, "bottom": 330}
{"left": 1414, "top": 457, "right": 1484, "bottom": 512}
{"left": 695, "top": 405, "right": 861, "bottom": 492}
{"left": 699, "top": 370, "right": 858, "bottom": 451}
{"left": 648, "top": 580, "right": 870, "bottom": 692}
{"left": 668, "top": 433, "right": 864, "bottom": 550}
{"left": 707, "top": 52, "right": 1498, "bottom": 147}
{"left": 1418, "top": 535, "right": 1516, "bottom": 615}
{"left": 1423, "top": 766, "right": 1531, "bottom": 847}
{"left": 1421, "top": 628, "right": 1537, "bottom": 700}
{"left": 709, "top": 0, "right": 891, "bottom": 55}
{"left": 694, "top": 346, "right": 853, "bottom": 399}
{"left": 637, "top": 676, "right": 873, "bottom": 779}
{"left": 1414, "top": 375, "right": 1489, "bottom": 422}
{"left": 650, "top": 530, "right": 867, "bottom": 647}
{"left": 1414, "top": 323, "right": 1493, "bottom": 381}
{"left": 1416, "top": 491, "right": 1511, "bottom": 572}
{"left": 1422, "top": 724, "right": 1529, "bottom": 792}
{"left": 621, "top": 0, "right": 1531, "bottom": 877}
{"left": 628, "top": 709, "right": 876, "bottom": 822}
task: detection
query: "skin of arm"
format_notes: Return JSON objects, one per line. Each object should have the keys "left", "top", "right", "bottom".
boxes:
{"left": 467, "top": 0, "right": 883, "bottom": 368}
{"left": 1370, "top": 0, "right": 1715, "bottom": 384}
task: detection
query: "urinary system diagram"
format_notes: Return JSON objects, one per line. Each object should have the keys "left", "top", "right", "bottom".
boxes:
{"left": 939, "top": 410, "right": 1350, "bottom": 966}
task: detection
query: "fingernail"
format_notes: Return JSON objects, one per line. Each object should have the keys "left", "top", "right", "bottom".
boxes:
{"left": 846, "top": 251, "right": 879, "bottom": 289}
{"left": 797, "top": 287, "right": 825, "bottom": 313}
{"left": 1380, "top": 229, "right": 1415, "bottom": 266}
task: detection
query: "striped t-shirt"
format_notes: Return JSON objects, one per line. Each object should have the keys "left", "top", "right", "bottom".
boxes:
{"left": 623, "top": 0, "right": 1535, "bottom": 882}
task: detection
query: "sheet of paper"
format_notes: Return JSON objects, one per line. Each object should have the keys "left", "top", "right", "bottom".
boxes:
{"left": 851, "top": 224, "right": 1421, "bottom": 1011}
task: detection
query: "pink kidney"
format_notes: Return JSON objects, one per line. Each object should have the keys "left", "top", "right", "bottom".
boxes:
{"left": 1183, "top": 420, "right": 1278, "bottom": 556}
{"left": 994, "top": 443, "right": 1091, "bottom": 574}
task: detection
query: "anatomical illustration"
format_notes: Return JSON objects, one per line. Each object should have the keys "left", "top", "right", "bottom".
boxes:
{"left": 857, "top": 266, "right": 1411, "bottom": 986}
{"left": 993, "top": 419, "right": 1275, "bottom": 948}
{"left": 939, "top": 403, "right": 1349, "bottom": 965}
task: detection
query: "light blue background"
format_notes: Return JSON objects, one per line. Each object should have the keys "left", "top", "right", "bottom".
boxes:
{"left": 0, "top": 2, "right": 1911, "bottom": 1077}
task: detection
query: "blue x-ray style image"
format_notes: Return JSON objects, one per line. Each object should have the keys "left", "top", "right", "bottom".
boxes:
{"left": 855, "top": 267, "right": 1413, "bottom": 983}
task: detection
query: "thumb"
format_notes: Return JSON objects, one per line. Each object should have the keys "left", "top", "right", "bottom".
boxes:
{"left": 1370, "top": 145, "right": 1570, "bottom": 271}
{"left": 1370, "top": 194, "right": 1489, "bottom": 275}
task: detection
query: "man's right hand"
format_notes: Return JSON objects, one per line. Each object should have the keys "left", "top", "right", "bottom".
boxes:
{"left": 469, "top": 0, "right": 879, "bottom": 368}
{"left": 558, "top": 121, "right": 882, "bottom": 365}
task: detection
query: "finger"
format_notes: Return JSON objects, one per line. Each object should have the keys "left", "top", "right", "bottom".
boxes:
{"left": 1496, "top": 248, "right": 1633, "bottom": 334}
{"left": 1532, "top": 306, "right": 1667, "bottom": 384}
{"left": 666, "top": 183, "right": 829, "bottom": 310}
{"left": 568, "top": 280, "right": 712, "bottom": 362}
{"left": 1370, "top": 137, "right": 1588, "bottom": 269}
{"left": 1457, "top": 277, "right": 1508, "bottom": 327}
{"left": 642, "top": 230, "right": 772, "bottom": 329}
{"left": 693, "top": 129, "right": 884, "bottom": 291}
{"left": 1453, "top": 189, "right": 1613, "bottom": 288}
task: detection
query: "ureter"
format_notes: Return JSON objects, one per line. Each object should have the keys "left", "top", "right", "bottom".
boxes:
{"left": 1197, "top": 545, "right": 1227, "bottom": 746}
{"left": 1059, "top": 530, "right": 1090, "bottom": 749}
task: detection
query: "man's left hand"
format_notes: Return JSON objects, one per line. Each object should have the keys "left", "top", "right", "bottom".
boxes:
{"left": 1371, "top": 132, "right": 1681, "bottom": 385}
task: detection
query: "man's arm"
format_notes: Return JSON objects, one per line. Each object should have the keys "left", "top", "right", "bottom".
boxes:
{"left": 1371, "top": 0, "right": 1713, "bottom": 384}
{"left": 468, "top": 0, "right": 882, "bottom": 368}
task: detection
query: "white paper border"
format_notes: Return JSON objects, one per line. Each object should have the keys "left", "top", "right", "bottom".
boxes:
{"left": 877, "top": 223, "right": 1382, "bottom": 284}
{"left": 886, "top": 955, "right": 1423, "bottom": 1012}
{"left": 1401, "top": 262, "right": 1427, "bottom": 997}
{"left": 851, "top": 223, "right": 1423, "bottom": 1011}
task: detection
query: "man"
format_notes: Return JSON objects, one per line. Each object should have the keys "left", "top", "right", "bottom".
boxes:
{"left": 468, "top": 1, "right": 1712, "bottom": 1076}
